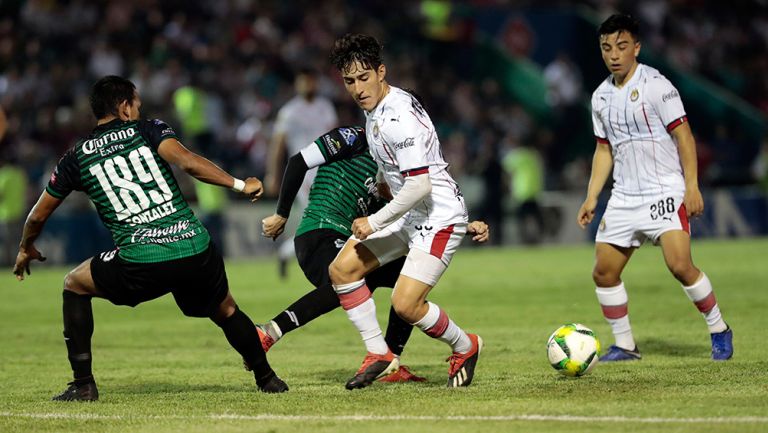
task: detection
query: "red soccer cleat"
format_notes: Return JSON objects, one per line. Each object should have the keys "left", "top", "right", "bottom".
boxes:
{"left": 345, "top": 350, "right": 399, "bottom": 390}
{"left": 447, "top": 333, "right": 483, "bottom": 388}
{"left": 377, "top": 365, "right": 427, "bottom": 383}
{"left": 256, "top": 325, "right": 276, "bottom": 353}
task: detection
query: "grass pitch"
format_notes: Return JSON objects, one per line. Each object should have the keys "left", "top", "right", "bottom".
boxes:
{"left": 1, "top": 238, "right": 767, "bottom": 432}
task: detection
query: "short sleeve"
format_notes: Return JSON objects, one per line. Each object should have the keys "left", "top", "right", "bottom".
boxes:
{"left": 46, "top": 147, "right": 81, "bottom": 199}
{"left": 138, "top": 119, "right": 179, "bottom": 149}
{"left": 647, "top": 78, "right": 687, "bottom": 133}
{"left": 591, "top": 95, "right": 609, "bottom": 144}
{"left": 381, "top": 110, "right": 430, "bottom": 176}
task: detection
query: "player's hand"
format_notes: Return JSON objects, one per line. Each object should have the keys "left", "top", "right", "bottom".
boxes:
{"left": 352, "top": 217, "right": 374, "bottom": 241}
{"left": 684, "top": 186, "right": 704, "bottom": 218}
{"left": 376, "top": 182, "right": 393, "bottom": 201}
{"left": 577, "top": 197, "right": 598, "bottom": 229}
{"left": 13, "top": 246, "right": 46, "bottom": 281}
{"left": 467, "top": 220, "right": 490, "bottom": 243}
{"left": 243, "top": 177, "right": 264, "bottom": 202}
{"left": 262, "top": 214, "right": 287, "bottom": 240}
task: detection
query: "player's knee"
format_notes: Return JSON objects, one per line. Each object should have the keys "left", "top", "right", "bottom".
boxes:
{"left": 666, "top": 260, "right": 698, "bottom": 284}
{"left": 328, "top": 261, "right": 343, "bottom": 284}
{"left": 63, "top": 269, "right": 90, "bottom": 296}
{"left": 211, "top": 295, "right": 237, "bottom": 324}
{"left": 329, "top": 260, "right": 356, "bottom": 285}
{"left": 592, "top": 267, "right": 620, "bottom": 287}
{"left": 391, "top": 297, "right": 421, "bottom": 323}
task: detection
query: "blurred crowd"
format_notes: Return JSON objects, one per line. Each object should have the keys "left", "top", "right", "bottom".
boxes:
{"left": 617, "top": 0, "right": 768, "bottom": 115}
{"left": 0, "top": 0, "right": 766, "bottom": 248}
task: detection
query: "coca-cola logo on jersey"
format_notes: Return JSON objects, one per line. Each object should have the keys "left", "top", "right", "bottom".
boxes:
{"left": 662, "top": 90, "right": 679, "bottom": 103}
{"left": 393, "top": 137, "right": 415, "bottom": 150}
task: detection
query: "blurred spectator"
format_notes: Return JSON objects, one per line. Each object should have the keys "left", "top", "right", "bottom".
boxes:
{"left": 473, "top": 135, "right": 505, "bottom": 245}
{"left": 173, "top": 82, "right": 215, "bottom": 157}
{"left": 503, "top": 140, "right": 545, "bottom": 245}
{"left": 543, "top": 52, "right": 583, "bottom": 109}
{"left": 0, "top": 153, "right": 28, "bottom": 265}
{"left": 265, "top": 67, "right": 337, "bottom": 278}
{"left": 194, "top": 180, "right": 229, "bottom": 254}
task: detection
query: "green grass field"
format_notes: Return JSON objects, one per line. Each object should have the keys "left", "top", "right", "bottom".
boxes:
{"left": 2, "top": 238, "right": 767, "bottom": 433}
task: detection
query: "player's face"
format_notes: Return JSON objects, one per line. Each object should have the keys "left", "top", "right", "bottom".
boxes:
{"left": 295, "top": 74, "right": 317, "bottom": 98}
{"left": 599, "top": 31, "right": 640, "bottom": 81}
{"left": 341, "top": 61, "right": 387, "bottom": 112}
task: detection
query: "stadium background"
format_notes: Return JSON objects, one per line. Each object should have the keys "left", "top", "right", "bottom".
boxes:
{"left": 1, "top": 0, "right": 766, "bottom": 263}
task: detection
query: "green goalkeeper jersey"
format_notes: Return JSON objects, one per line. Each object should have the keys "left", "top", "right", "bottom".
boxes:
{"left": 296, "top": 126, "right": 386, "bottom": 237}
{"left": 46, "top": 119, "right": 210, "bottom": 263}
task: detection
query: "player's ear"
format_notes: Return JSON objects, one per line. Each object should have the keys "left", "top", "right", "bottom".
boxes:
{"left": 116, "top": 100, "right": 131, "bottom": 120}
{"left": 378, "top": 64, "right": 386, "bottom": 82}
{"left": 634, "top": 40, "right": 641, "bottom": 58}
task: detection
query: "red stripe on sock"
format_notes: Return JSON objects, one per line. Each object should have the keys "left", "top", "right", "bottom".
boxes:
{"left": 338, "top": 285, "right": 372, "bottom": 310}
{"left": 601, "top": 303, "right": 628, "bottom": 319}
{"left": 430, "top": 225, "right": 455, "bottom": 259}
{"left": 694, "top": 292, "right": 717, "bottom": 313}
{"left": 425, "top": 308, "right": 449, "bottom": 338}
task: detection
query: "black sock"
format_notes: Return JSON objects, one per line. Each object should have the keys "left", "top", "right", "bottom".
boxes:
{"left": 272, "top": 282, "right": 340, "bottom": 335}
{"left": 62, "top": 290, "right": 94, "bottom": 381}
{"left": 384, "top": 305, "right": 413, "bottom": 357}
{"left": 217, "top": 307, "right": 274, "bottom": 384}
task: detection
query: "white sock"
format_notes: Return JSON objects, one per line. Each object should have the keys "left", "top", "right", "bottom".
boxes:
{"left": 334, "top": 279, "right": 389, "bottom": 355}
{"left": 682, "top": 272, "right": 727, "bottom": 333}
{"left": 346, "top": 298, "right": 389, "bottom": 354}
{"left": 413, "top": 302, "right": 472, "bottom": 353}
{"left": 596, "top": 283, "right": 636, "bottom": 350}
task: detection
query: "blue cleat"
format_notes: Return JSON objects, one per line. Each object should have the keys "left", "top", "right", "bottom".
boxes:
{"left": 599, "top": 345, "right": 642, "bottom": 362}
{"left": 711, "top": 327, "right": 733, "bottom": 361}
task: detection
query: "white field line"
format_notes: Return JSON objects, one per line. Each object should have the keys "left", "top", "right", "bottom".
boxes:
{"left": 1, "top": 412, "right": 767, "bottom": 424}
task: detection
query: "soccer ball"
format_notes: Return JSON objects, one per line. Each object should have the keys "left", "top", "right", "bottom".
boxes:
{"left": 547, "top": 323, "right": 600, "bottom": 377}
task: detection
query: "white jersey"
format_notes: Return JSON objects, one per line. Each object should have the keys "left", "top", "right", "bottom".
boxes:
{"left": 591, "top": 64, "right": 688, "bottom": 205}
{"left": 274, "top": 94, "right": 338, "bottom": 205}
{"left": 274, "top": 95, "right": 338, "bottom": 155}
{"left": 364, "top": 86, "right": 467, "bottom": 227}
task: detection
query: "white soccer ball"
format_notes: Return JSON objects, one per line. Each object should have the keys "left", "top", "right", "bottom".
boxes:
{"left": 547, "top": 323, "right": 600, "bottom": 377}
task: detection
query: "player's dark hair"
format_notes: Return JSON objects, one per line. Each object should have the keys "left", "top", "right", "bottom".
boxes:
{"left": 329, "top": 33, "right": 383, "bottom": 73}
{"left": 598, "top": 14, "right": 640, "bottom": 41}
{"left": 90, "top": 75, "right": 136, "bottom": 119}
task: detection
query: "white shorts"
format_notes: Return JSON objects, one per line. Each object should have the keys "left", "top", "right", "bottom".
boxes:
{"left": 353, "top": 220, "right": 467, "bottom": 286}
{"left": 596, "top": 194, "right": 690, "bottom": 248}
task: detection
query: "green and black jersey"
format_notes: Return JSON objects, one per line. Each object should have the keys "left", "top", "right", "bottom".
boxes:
{"left": 296, "top": 126, "right": 386, "bottom": 237}
{"left": 47, "top": 119, "right": 210, "bottom": 263}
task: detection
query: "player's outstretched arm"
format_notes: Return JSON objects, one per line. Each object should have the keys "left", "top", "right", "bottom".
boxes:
{"left": 261, "top": 152, "right": 311, "bottom": 240}
{"left": 157, "top": 138, "right": 263, "bottom": 202}
{"left": 577, "top": 141, "right": 613, "bottom": 228}
{"left": 13, "top": 191, "right": 61, "bottom": 280}
{"left": 671, "top": 122, "right": 704, "bottom": 217}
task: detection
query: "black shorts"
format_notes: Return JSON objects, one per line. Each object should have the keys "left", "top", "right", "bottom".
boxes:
{"left": 294, "top": 229, "right": 405, "bottom": 290}
{"left": 90, "top": 242, "right": 228, "bottom": 318}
